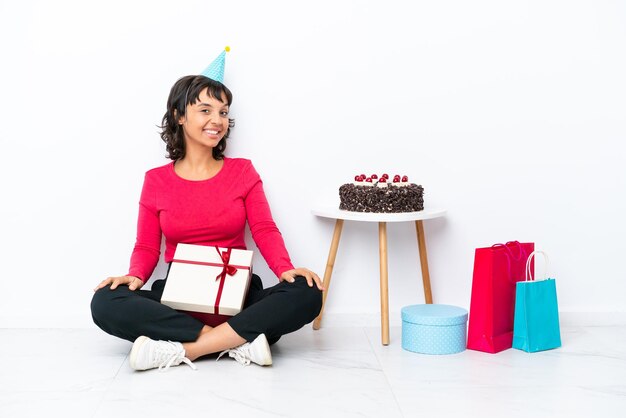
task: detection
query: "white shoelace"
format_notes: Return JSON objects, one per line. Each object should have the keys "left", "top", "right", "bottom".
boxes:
{"left": 217, "top": 343, "right": 251, "bottom": 366}
{"left": 155, "top": 341, "right": 197, "bottom": 371}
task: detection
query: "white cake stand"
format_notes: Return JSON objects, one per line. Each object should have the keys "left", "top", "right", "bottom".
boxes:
{"left": 311, "top": 206, "right": 447, "bottom": 345}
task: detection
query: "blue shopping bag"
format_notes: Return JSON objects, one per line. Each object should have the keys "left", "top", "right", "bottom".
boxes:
{"left": 512, "top": 251, "right": 561, "bottom": 352}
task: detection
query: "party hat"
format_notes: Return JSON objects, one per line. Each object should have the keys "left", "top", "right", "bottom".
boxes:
{"left": 201, "top": 46, "right": 230, "bottom": 83}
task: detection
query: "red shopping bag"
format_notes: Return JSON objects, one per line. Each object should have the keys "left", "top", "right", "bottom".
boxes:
{"left": 467, "top": 241, "right": 534, "bottom": 353}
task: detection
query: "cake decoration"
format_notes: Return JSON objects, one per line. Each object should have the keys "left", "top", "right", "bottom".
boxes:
{"left": 339, "top": 173, "right": 424, "bottom": 213}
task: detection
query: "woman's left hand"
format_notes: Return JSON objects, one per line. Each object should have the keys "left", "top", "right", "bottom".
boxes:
{"left": 280, "top": 268, "right": 324, "bottom": 291}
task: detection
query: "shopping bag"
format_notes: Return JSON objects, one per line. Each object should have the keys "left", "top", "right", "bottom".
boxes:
{"left": 467, "top": 241, "right": 534, "bottom": 353}
{"left": 512, "top": 250, "right": 561, "bottom": 352}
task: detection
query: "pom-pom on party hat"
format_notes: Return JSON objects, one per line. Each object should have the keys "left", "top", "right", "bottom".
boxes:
{"left": 201, "top": 46, "right": 230, "bottom": 83}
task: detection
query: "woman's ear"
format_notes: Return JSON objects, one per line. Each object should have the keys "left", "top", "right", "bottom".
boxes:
{"left": 175, "top": 109, "right": 185, "bottom": 125}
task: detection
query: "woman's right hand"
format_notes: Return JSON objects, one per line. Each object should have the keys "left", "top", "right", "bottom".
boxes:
{"left": 94, "top": 275, "right": 143, "bottom": 292}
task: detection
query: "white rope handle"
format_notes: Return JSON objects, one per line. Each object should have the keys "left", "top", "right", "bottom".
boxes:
{"left": 525, "top": 250, "right": 550, "bottom": 282}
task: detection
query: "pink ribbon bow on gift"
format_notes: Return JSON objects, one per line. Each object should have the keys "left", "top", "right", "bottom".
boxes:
{"left": 212, "top": 246, "right": 250, "bottom": 315}
{"left": 214, "top": 246, "right": 238, "bottom": 280}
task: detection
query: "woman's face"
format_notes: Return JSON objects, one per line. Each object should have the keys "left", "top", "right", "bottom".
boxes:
{"left": 179, "top": 88, "right": 230, "bottom": 152}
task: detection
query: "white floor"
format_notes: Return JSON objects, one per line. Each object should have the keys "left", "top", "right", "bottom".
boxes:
{"left": 1, "top": 324, "right": 625, "bottom": 418}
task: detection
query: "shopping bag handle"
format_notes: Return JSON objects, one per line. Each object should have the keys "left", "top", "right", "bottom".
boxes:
{"left": 491, "top": 241, "right": 526, "bottom": 261}
{"left": 492, "top": 241, "right": 529, "bottom": 282}
{"left": 525, "top": 250, "right": 550, "bottom": 281}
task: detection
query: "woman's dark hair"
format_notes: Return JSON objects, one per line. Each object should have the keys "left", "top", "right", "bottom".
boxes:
{"left": 160, "top": 75, "right": 235, "bottom": 160}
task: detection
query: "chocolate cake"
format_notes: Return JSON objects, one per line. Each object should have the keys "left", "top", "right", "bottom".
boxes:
{"left": 339, "top": 173, "right": 424, "bottom": 213}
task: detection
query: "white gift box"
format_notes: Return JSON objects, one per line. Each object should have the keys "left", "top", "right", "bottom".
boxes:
{"left": 161, "top": 243, "right": 253, "bottom": 316}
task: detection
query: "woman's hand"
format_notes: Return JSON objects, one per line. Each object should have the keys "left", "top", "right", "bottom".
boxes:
{"left": 94, "top": 275, "right": 144, "bottom": 292}
{"left": 280, "top": 268, "right": 324, "bottom": 291}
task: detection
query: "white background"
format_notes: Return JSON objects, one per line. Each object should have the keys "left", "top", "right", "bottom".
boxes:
{"left": 0, "top": 0, "right": 624, "bottom": 327}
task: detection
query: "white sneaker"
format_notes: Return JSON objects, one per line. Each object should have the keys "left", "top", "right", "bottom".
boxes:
{"left": 217, "top": 333, "right": 272, "bottom": 366}
{"left": 129, "top": 336, "right": 197, "bottom": 371}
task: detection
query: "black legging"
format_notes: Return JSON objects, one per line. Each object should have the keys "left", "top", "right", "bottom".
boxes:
{"left": 91, "top": 274, "right": 322, "bottom": 346}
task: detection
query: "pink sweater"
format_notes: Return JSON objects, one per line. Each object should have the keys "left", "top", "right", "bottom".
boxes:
{"left": 127, "top": 157, "right": 294, "bottom": 282}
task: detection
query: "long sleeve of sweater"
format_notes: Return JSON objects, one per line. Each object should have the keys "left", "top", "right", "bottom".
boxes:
{"left": 242, "top": 163, "right": 293, "bottom": 278}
